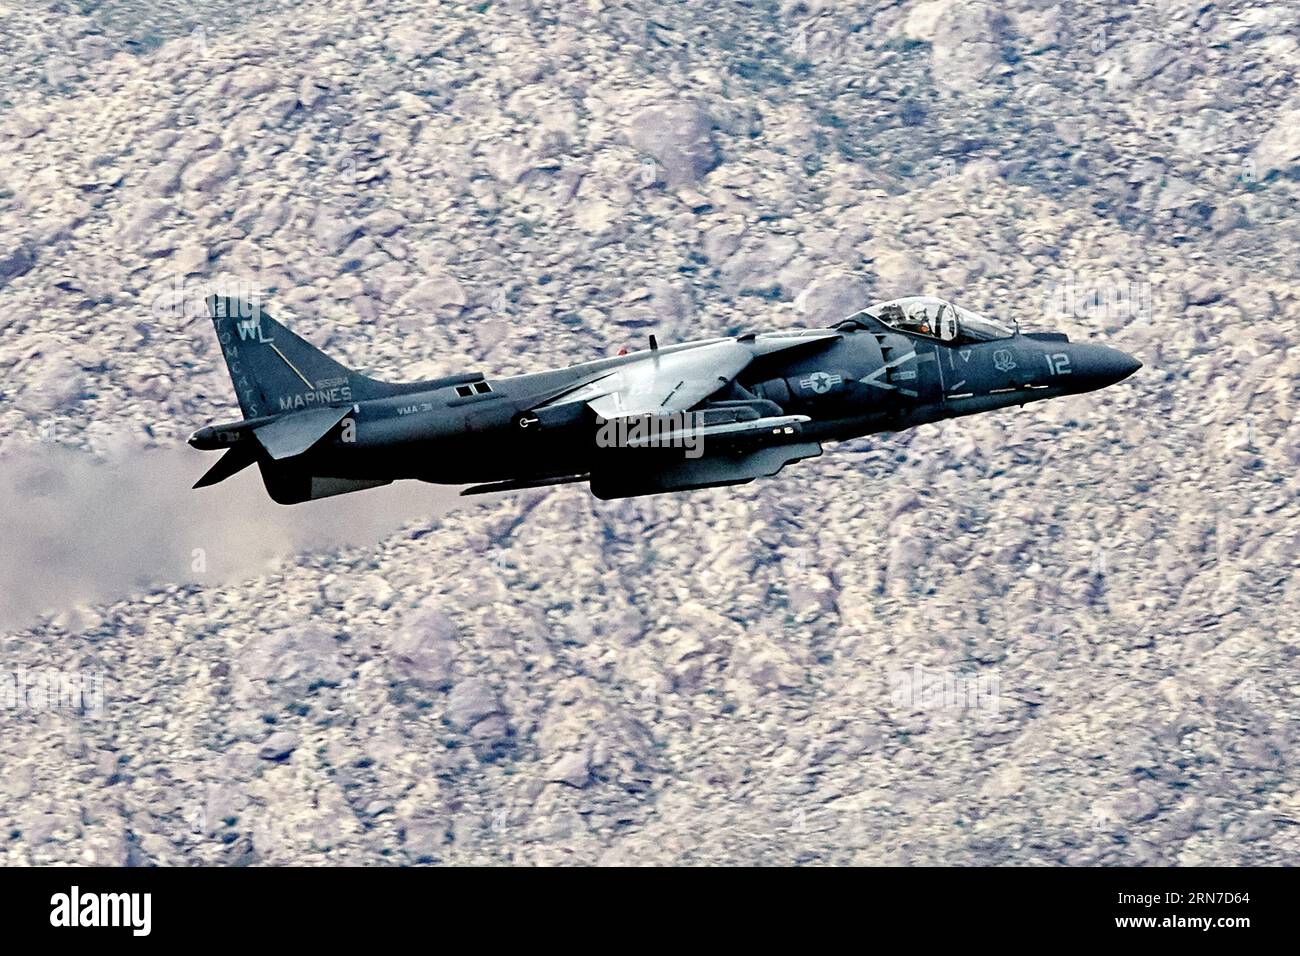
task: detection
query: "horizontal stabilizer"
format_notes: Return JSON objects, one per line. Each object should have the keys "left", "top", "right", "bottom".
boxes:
{"left": 253, "top": 405, "right": 353, "bottom": 460}
{"left": 193, "top": 445, "right": 257, "bottom": 488}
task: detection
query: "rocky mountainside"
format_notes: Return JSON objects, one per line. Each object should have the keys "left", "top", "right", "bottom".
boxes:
{"left": 0, "top": 0, "right": 1297, "bottom": 864}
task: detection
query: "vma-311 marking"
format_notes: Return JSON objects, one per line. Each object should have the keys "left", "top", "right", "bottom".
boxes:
{"left": 189, "top": 294, "right": 1140, "bottom": 502}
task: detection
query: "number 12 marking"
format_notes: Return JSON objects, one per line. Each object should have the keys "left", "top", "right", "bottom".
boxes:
{"left": 1045, "top": 353, "right": 1072, "bottom": 376}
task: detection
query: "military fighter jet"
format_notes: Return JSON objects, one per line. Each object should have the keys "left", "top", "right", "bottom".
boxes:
{"left": 189, "top": 294, "right": 1140, "bottom": 502}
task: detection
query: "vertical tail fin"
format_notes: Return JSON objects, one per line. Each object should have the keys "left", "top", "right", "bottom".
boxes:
{"left": 207, "top": 295, "right": 368, "bottom": 418}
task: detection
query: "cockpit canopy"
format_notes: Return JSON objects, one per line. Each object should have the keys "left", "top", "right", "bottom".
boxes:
{"left": 852, "top": 296, "right": 1015, "bottom": 344}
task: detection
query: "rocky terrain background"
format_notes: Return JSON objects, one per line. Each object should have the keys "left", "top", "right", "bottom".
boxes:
{"left": 1, "top": 0, "right": 1298, "bottom": 864}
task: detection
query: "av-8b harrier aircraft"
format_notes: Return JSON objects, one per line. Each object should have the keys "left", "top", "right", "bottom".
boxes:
{"left": 189, "top": 294, "right": 1140, "bottom": 502}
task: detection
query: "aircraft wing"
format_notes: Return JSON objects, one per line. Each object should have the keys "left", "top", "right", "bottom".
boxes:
{"left": 540, "top": 331, "right": 840, "bottom": 418}
{"left": 548, "top": 340, "right": 752, "bottom": 418}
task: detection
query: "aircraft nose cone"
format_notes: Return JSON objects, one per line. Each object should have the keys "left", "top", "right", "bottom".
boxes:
{"left": 1073, "top": 344, "right": 1141, "bottom": 390}
{"left": 1106, "top": 347, "right": 1142, "bottom": 383}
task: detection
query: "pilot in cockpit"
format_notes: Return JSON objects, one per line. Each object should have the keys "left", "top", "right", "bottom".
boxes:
{"left": 865, "top": 296, "right": 1014, "bottom": 344}
{"left": 876, "top": 303, "right": 908, "bottom": 328}
{"left": 877, "top": 301, "right": 933, "bottom": 336}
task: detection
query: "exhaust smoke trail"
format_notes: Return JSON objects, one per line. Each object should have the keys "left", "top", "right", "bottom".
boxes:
{"left": 0, "top": 442, "right": 461, "bottom": 631}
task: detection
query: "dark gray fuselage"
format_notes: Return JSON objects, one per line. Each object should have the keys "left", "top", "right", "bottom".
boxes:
{"left": 298, "top": 321, "right": 1138, "bottom": 486}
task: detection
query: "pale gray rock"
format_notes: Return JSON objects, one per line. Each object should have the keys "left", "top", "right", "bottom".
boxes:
{"left": 446, "top": 678, "right": 502, "bottom": 730}
{"left": 402, "top": 274, "right": 467, "bottom": 315}
{"left": 204, "top": 783, "right": 247, "bottom": 833}
{"left": 0, "top": 245, "right": 35, "bottom": 286}
{"left": 258, "top": 731, "right": 299, "bottom": 762}
{"left": 865, "top": 240, "right": 924, "bottom": 293}
{"left": 180, "top": 152, "right": 238, "bottom": 193}
{"left": 298, "top": 77, "right": 331, "bottom": 109}
{"left": 228, "top": 67, "right": 277, "bottom": 100}
{"left": 468, "top": 714, "right": 511, "bottom": 753}
{"left": 719, "top": 235, "right": 800, "bottom": 295}
{"left": 628, "top": 102, "right": 720, "bottom": 187}
{"left": 402, "top": 822, "right": 447, "bottom": 862}
{"left": 8, "top": 107, "right": 50, "bottom": 138}
{"left": 236, "top": 625, "right": 347, "bottom": 706}
{"left": 702, "top": 223, "right": 744, "bottom": 265}
{"left": 362, "top": 208, "right": 408, "bottom": 237}
{"left": 387, "top": 608, "right": 457, "bottom": 688}
{"left": 312, "top": 211, "right": 361, "bottom": 255}
{"left": 140, "top": 161, "right": 183, "bottom": 197}
{"left": 1251, "top": 109, "right": 1300, "bottom": 179}
{"left": 1099, "top": 39, "right": 1178, "bottom": 93}
{"left": 929, "top": 2, "right": 1010, "bottom": 92}
{"left": 1110, "top": 789, "right": 1160, "bottom": 825}
{"left": 547, "top": 750, "right": 591, "bottom": 788}
{"left": 117, "top": 200, "right": 172, "bottom": 245}
{"left": 797, "top": 273, "right": 871, "bottom": 325}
